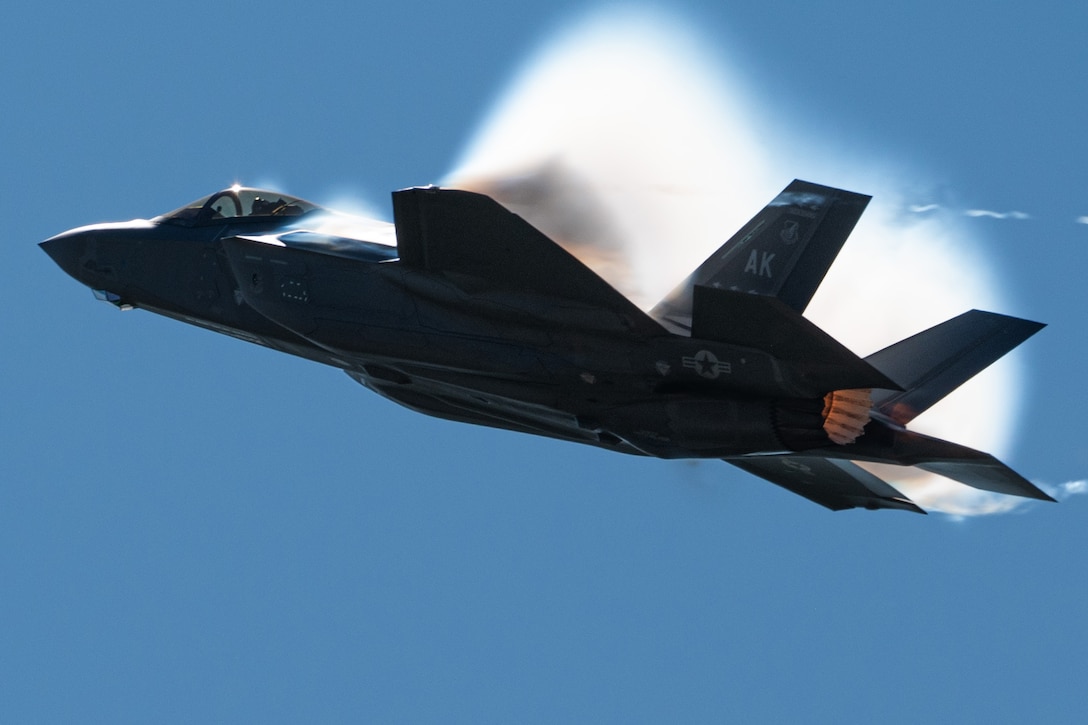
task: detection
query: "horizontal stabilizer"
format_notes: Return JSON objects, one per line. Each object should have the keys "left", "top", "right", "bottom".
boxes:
{"left": 917, "top": 458, "right": 1055, "bottom": 501}
{"left": 392, "top": 186, "right": 663, "bottom": 336}
{"left": 891, "top": 428, "right": 1053, "bottom": 501}
{"left": 692, "top": 286, "right": 900, "bottom": 392}
{"left": 866, "top": 310, "right": 1044, "bottom": 424}
{"left": 836, "top": 424, "right": 1054, "bottom": 502}
{"left": 726, "top": 456, "right": 925, "bottom": 513}
{"left": 652, "top": 180, "right": 870, "bottom": 330}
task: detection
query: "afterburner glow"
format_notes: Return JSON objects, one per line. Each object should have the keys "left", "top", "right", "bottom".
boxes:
{"left": 446, "top": 7, "right": 1027, "bottom": 515}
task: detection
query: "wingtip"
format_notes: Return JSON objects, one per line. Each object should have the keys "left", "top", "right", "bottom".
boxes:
{"left": 900, "top": 499, "right": 929, "bottom": 515}
{"left": 1034, "top": 489, "right": 1059, "bottom": 504}
{"left": 855, "top": 495, "right": 927, "bottom": 515}
{"left": 968, "top": 309, "right": 1047, "bottom": 335}
{"left": 888, "top": 497, "right": 928, "bottom": 515}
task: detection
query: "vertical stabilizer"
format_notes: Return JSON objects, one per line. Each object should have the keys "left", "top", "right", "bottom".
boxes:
{"left": 651, "top": 180, "right": 870, "bottom": 333}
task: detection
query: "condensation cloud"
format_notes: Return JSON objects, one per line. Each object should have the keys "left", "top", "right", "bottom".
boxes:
{"left": 445, "top": 7, "right": 1034, "bottom": 516}
{"left": 964, "top": 209, "right": 1031, "bottom": 220}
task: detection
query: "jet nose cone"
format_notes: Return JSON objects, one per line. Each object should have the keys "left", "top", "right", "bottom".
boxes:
{"left": 40, "top": 230, "right": 90, "bottom": 281}
{"left": 40, "top": 226, "right": 141, "bottom": 309}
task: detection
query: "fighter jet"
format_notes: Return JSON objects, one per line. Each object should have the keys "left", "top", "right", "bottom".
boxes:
{"left": 40, "top": 180, "right": 1052, "bottom": 513}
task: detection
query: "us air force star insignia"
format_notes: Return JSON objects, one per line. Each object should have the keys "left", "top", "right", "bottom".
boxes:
{"left": 682, "top": 349, "right": 728, "bottom": 380}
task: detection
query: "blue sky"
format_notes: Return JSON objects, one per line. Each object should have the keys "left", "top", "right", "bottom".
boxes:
{"left": 4, "top": 1, "right": 1087, "bottom": 722}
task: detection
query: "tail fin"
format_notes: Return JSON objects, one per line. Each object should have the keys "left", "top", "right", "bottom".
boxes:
{"left": 865, "top": 310, "right": 1045, "bottom": 425}
{"left": 651, "top": 180, "right": 870, "bottom": 332}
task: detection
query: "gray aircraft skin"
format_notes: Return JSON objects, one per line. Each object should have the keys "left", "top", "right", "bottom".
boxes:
{"left": 40, "top": 181, "right": 1052, "bottom": 513}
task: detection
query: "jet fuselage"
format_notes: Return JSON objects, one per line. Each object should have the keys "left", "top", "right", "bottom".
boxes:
{"left": 40, "top": 183, "right": 1049, "bottom": 513}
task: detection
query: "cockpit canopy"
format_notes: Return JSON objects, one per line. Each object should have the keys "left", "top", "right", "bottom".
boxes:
{"left": 157, "top": 187, "right": 323, "bottom": 226}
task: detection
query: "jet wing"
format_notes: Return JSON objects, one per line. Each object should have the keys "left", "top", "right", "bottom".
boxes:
{"left": 725, "top": 456, "right": 926, "bottom": 513}
{"left": 392, "top": 186, "right": 664, "bottom": 337}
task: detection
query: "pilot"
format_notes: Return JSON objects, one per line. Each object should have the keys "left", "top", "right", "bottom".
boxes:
{"left": 251, "top": 196, "right": 278, "bottom": 216}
